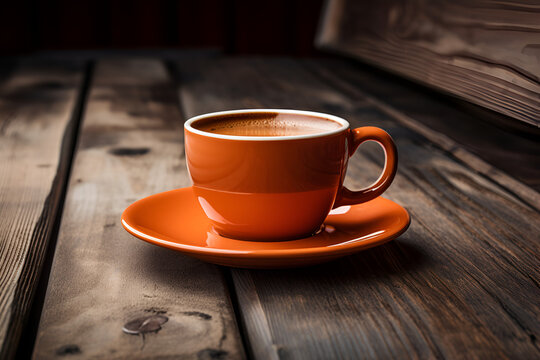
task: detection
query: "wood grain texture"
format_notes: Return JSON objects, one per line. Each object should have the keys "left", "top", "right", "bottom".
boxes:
{"left": 0, "top": 60, "right": 84, "bottom": 359}
{"left": 175, "top": 57, "right": 540, "bottom": 359}
{"left": 33, "top": 59, "right": 245, "bottom": 359}
{"left": 317, "top": 0, "right": 540, "bottom": 126}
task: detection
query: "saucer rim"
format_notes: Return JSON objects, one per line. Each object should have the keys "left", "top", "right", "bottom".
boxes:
{"left": 121, "top": 188, "right": 410, "bottom": 258}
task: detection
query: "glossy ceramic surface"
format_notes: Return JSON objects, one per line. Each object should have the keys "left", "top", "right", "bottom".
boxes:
{"left": 184, "top": 109, "right": 398, "bottom": 240}
{"left": 121, "top": 187, "right": 410, "bottom": 269}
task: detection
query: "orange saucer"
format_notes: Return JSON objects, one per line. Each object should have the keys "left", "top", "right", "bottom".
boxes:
{"left": 121, "top": 187, "right": 410, "bottom": 269}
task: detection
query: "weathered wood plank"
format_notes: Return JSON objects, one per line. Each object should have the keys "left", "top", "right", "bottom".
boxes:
{"left": 175, "top": 57, "right": 540, "bottom": 359}
{"left": 0, "top": 59, "right": 84, "bottom": 359}
{"left": 317, "top": 0, "right": 540, "bottom": 127}
{"left": 0, "top": 61, "right": 84, "bottom": 359}
{"left": 33, "top": 59, "right": 245, "bottom": 359}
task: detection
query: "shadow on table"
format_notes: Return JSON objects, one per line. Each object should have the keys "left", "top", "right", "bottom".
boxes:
{"left": 240, "top": 239, "right": 428, "bottom": 281}
{"left": 137, "top": 236, "right": 428, "bottom": 295}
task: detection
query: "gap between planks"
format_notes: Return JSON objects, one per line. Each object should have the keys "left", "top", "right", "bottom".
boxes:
{"left": 14, "top": 61, "right": 94, "bottom": 360}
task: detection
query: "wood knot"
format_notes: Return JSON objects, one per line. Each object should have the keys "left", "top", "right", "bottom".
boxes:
{"left": 109, "top": 147, "right": 150, "bottom": 156}
{"left": 197, "top": 348, "right": 228, "bottom": 359}
{"left": 122, "top": 314, "right": 168, "bottom": 335}
{"left": 183, "top": 311, "right": 212, "bottom": 320}
{"left": 56, "top": 344, "right": 81, "bottom": 356}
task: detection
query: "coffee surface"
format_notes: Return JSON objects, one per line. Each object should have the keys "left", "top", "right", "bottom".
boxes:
{"left": 193, "top": 112, "right": 342, "bottom": 136}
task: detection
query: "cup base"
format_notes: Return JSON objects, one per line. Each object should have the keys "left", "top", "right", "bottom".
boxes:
{"left": 211, "top": 224, "right": 325, "bottom": 242}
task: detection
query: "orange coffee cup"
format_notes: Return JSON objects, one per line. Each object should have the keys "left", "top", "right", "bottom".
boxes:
{"left": 184, "top": 109, "right": 397, "bottom": 241}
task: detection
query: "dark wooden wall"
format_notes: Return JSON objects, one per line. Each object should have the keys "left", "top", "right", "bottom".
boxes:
{"left": 1, "top": 0, "right": 324, "bottom": 56}
{"left": 317, "top": 0, "right": 540, "bottom": 126}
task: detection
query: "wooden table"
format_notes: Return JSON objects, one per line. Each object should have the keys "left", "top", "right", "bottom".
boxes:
{"left": 1, "top": 53, "right": 539, "bottom": 359}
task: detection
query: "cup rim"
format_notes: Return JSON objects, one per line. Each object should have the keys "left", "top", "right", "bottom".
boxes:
{"left": 184, "top": 109, "right": 350, "bottom": 141}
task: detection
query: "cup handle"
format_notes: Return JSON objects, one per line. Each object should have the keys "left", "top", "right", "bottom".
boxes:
{"left": 333, "top": 126, "right": 398, "bottom": 208}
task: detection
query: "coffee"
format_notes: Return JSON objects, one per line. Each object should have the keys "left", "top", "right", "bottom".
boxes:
{"left": 193, "top": 112, "right": 342, "bottom": 136}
